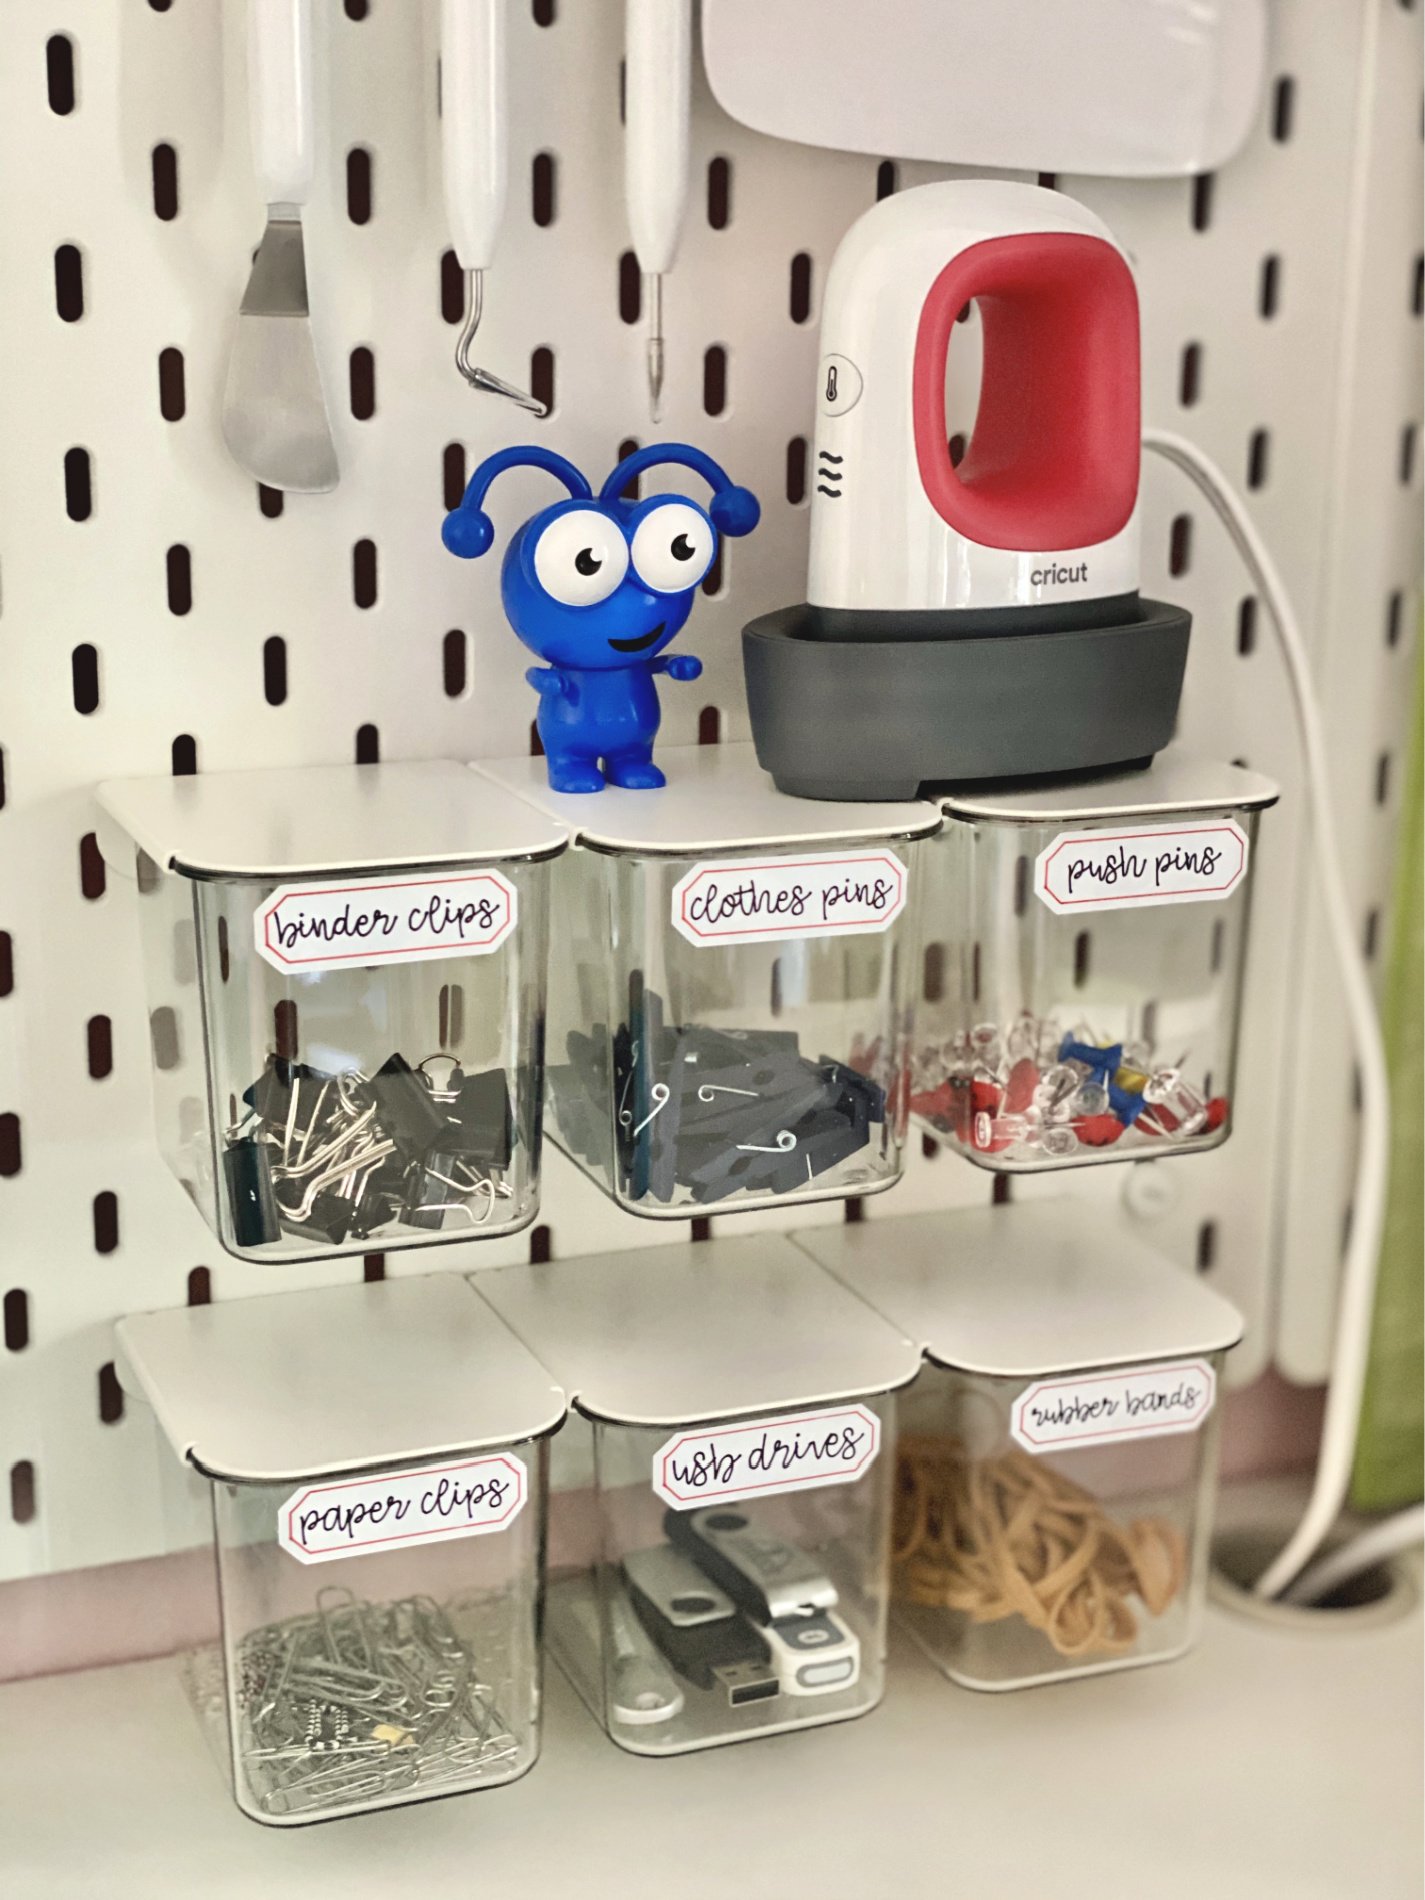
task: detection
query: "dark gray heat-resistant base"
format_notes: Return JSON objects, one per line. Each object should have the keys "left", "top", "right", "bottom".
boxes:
{"left": 741, "top": 598, "right": 1191, "bottom": 800}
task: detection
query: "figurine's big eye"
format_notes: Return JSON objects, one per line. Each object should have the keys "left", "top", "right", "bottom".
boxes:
{"left": 532, "top": 510, "right": 629, "bottom": 607}
{"left": 630, "top": 502, "right": 715, "bottom": 594}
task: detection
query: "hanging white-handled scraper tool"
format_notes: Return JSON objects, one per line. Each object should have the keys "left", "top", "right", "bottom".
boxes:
{"left": 442, "top": 0, "right": 545, "bottom": 415}
{"left": 222, "top": 0, "right": 340, "bottom": 494}
{"left": 624, "top": 0, "right": 691, "bottom": 423}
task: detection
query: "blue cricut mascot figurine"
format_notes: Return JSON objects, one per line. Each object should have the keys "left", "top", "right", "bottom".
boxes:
{"left": 442, "top": 444, "right": 759, "bottom": 793}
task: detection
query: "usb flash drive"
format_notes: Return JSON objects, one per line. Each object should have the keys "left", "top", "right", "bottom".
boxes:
{"left": 665, "top": 1505, "right": 839, "bottom": 1621}
{"left": 622, "top": 1543, "right": 780, "bottom": 1707}
{"left": 762, "top": 1607, "right": 861, "bottom": 1697}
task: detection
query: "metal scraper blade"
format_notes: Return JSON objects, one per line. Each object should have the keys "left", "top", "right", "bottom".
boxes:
{"left": 222, "top": 216, "right": 339, "bottom": 495}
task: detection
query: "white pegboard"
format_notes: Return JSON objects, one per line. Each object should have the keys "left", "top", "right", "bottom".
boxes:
{"left": 0, "top": 0, "right": 1418, "bottom": 1591}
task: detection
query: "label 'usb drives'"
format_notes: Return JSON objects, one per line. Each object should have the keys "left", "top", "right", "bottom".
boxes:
{"left": 665, "top": 1505, "right": 839, "bottom": 1622}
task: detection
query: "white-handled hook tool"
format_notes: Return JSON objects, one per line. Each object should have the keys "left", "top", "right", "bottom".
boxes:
{"left": 441, "top": 0, "right": 546, "bottom": 414}
{"left": 624, "top": 0, "right": 692, "bottom": 423}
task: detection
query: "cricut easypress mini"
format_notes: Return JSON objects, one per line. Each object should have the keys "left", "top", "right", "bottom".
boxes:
{"left": 743, "top": 180, "right": 1191, "bottom": 799}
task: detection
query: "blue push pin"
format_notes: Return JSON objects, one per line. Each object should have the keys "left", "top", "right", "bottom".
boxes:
{"left": 442, "top": 444, "right": 759, "bottom": 794}
{"left": 1058, "top": 1036, "right": 1124, "bottom": 1087}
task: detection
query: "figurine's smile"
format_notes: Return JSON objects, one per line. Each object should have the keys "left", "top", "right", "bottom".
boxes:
{"left": 606, "top": 623, "right": 666, "bottom": 653}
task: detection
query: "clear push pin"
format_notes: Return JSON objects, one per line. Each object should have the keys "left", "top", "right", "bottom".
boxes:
{"left": 455, "top": 271, "right": 547, "bottom": 417}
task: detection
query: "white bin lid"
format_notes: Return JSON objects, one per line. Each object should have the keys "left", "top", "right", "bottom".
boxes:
{"left": 115, "top": 1276, "right": 567, "bottom": 1483}
{"left": 938, "top": 750, "right": 1279, "bottom": 825}
{"left": 791, "top": 1204, "right": 1244, "bottom": 1379}
{"left": 476, "top": 742, "right": 941, "bottom": 853}
{"left": 95, "top": 760, "right": 567, "bottom": 880}
{"left": 478, "top": 1235, "right": 922, "bottom": 1427}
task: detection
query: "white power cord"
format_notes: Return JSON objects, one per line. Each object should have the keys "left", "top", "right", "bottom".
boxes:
{"left": 1141, "top": 428, "right": 1393, "bottom": 1601}
{"left": 1282, "top": 1501, "right": 1424, "bottom": 1607}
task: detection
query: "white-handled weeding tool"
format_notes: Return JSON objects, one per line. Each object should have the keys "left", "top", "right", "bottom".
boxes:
{"left": 624, "top": 0, "right": 692, "bottom": 423}
{"left": 442, "top": 0, "right": 546, "bottom": 415}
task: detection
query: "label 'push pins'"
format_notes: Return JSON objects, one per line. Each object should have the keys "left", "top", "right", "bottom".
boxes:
{"left": 441, "top": 444, "right": 759, "bottom": 794}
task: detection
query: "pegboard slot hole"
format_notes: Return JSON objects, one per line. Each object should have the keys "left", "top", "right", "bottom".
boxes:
{"left": 707, "top": 156, "right": 732, "bottom": 229}
{"left": 618, "top": 251, "right": 641, "bottom": 324}
{"left": 531, "top": 347, "right": 555, "bottom": 414}
{"left": 71, "top": 644, "right": 100, "bottom": 715}
{"left": 1272, "top": 76, "right": 1295, "bottom": 142}
{"left": 352, "top": 539, "right": 378, "bottom": 608}
{"left": 151, "top": 143, "right": 179, "bottom": 220}
{"left": 3, "top": 1289, "right": 29, "bottom": 1353}
{"left": 346, "top": 147, "right": 373, "bottom": 225}
{"left": 443, "top": 442, "right": 466, "bottom": 511}
{"left": 1247, "top": 428, "right": 1270, "bottom": 490}
{"left": 1073, "top": 930, "right": 1092, "bottom": 987}
{"left": 79, "top": 833, "right": 105, "bottom": 900}
{"left": 54, "top": 244, "right": 84, "bottom": 322}
{"left": 64, "top": 447, "right": 92, "bottom": 521}
{"left": 1179, "top": 341, "right": 1202, "bottom": 407}
{"left": 922, "top": 942, "right": 945, "bottom": 1004}
{"left": 1260, "top": 254, "right": 1281, "bottom": 319}
{"left": 46, "top": 35, "right": 76, "bottom": 115}
{"left": 166, "top": 545, "right": 192, "bottom": 616}
{"left": 263, "top": 635, "right": 287, "bottom": 706}
{"left": 98, "top": 1361, "right": 124, "bottom": 1422}
{"left": 613, "top": 437, "right": 640, "bottom": 500}
{"left": 150, "top": 1006, "right": 180, "bottom": 1071}
{"left": 786, "top": 436, "right": 807, "bottom": 505}
{"left": 1237, "top": 596, "right": 1258, "bottom": 655}
{"left": 532, "top": 151, "right": 557, "bottom": 226}
{"left": 349, "top": 346, "right": 376, "bottom": 420}
{"left": 1386, "top": 589, "right": 1405, "bottom": 647}
{"left": 86, "top": 1015, "right": 113, "bottom": 1080}
{"left": 158, "top": 347, "right": 186, "bottom": 421}
{"left": 443, "top": 629, "right": 468, "bottom": 698}
{"left": 10, "top": 1461, "right": 36, "bottom": 1525}
{"left": 439, "top": 249, "right": 464, "bottom": 324}
{"left": 93, "top": 1192, "right": 119, "bottom": 1255}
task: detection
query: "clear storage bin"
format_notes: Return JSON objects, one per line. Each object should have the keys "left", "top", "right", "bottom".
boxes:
{"left": 792, "top": 1202, "right": 1244, "bottom": 1690}
{"left": 912, "top": 753, "right": 1278, "bottom": 1169}
{"left": 116, "top": 1275, "right": 567, "bottom": 1825}
{"left": 480, "top": 1235, "right": 921, "bottom": 1753}
{"left": 96, "top": 763, "right": 566, "bottom": 1261}
{"left": 479, "top": 744, "right": 939, "bottom": 1217}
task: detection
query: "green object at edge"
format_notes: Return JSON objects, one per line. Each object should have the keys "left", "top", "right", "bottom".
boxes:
{"left": 1351, "top": 657, "right": 1425, "bottom": 1511}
